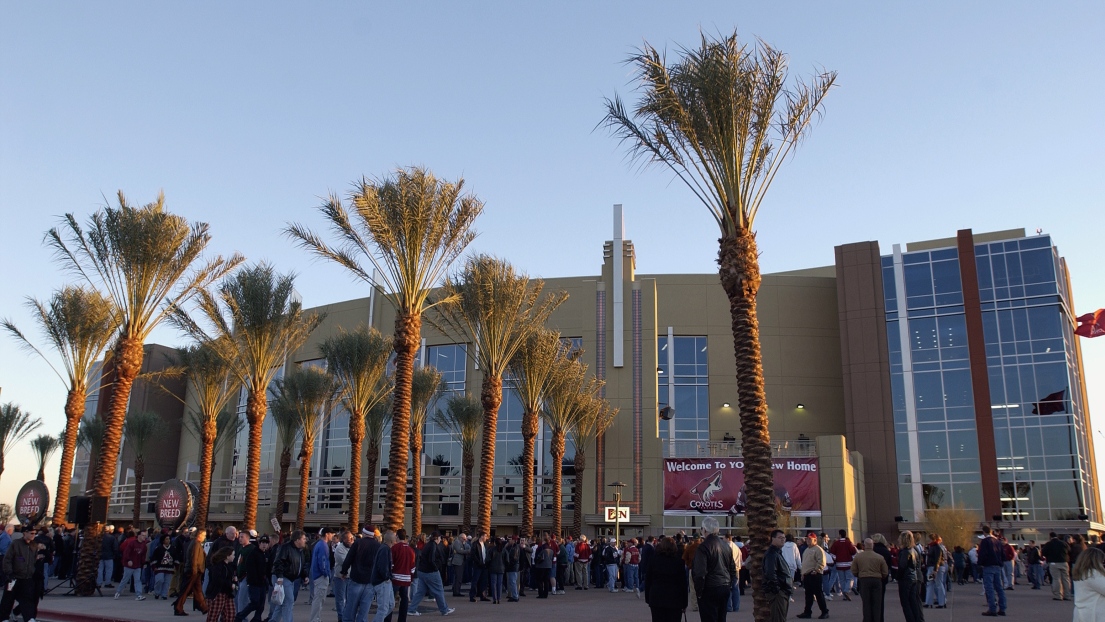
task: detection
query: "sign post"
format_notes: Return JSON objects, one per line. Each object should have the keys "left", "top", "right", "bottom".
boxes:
{"left": 607, "top": 481, "right": 627, "bottom": 545}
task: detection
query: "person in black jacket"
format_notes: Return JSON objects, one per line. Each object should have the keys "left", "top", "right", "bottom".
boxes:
{"left": 640, "top": 536, "right": 655, "bottom": 593}
{"left": 468, "top": 532, "right": 490, "bottom": 602}
{"left": 205, "top": 546, "right": 237, "bottom": 622}
{"left": 269, "top": 531, "right": 308, "bottom": 622}
{"left": 645, "top": 536, "right": 688, "bottom": 622}
{"left": 235, "top": 536, "right": 271, "bottom": 622}
{"left": 762, "top": 530, "right": 794, "bottom": 622}
{"left": 407, "top": 531, "right": 454, "bottom": 616}
{"left": 896, "top": 531, "right": 925, "bottom": 622}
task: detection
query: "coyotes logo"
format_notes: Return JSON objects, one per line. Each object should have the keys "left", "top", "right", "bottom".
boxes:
{"left": 689, "top": 471, "right": 725, "bottom": 509}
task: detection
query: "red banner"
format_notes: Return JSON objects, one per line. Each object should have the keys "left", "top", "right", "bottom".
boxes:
{"left": 1075, "top": 309, "right": 1105, "bottom": 338}
{"left": 664, "top": 457, "right": 821, "bottom": 515}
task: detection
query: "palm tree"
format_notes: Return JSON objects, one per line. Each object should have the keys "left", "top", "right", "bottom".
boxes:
{"left": 509, "top": 329, "right": 570, "bottom": 537}
{"left": 431, "top": 393, "right": 482, "bottom": 533}
{"left": 47, "top": 191, "right": 240, "bottom": 593}
{"left": 540, "top": 357, "right": 597, "bottom": 537}
{"left": 182, "top": 408, "right": 244, "bottom": 527}
{"left": 31, "top": 434, "right": 61, "bottom": 482}
{"left": 172, "top": 263, "right": 322, "bottom": 529}
{"left": 569, "top": 396, "right": 617, "bottom": 538}
{"left": 269, "top": 391, "right": 303, "bottom": 527}
{"left": 122, "top": 410, "right": 166, "bottom": 526}
{"left": 286, "top": 166, "right": 483, "bottom": 532}
{"left": 409, "top": 366, "right": 444, "bottom": 537}
{"left": 3, "top": 285, "right": 120, "bottom": 524}
{"left": 318, "top": 326, "right": 393, "bottom": 531}
{"left": 77, "top": 413, "right": 106, "bottom": 491}
{"left": 602, "top": 31, "right": 836, "bottom": 617}
{"left": 0, "top": 403, "right": 43, "bottom": 484}
{"left": 363, "top": 396, "right": 392, "bottom": 524}
{"left": 271, "top": 366, "right": 336, "bottom": 529}
{"left": 174, "top": 342, "right": 241, "bottom": 529}
{"left": 431, "top": 255, "right": 566, "bottom": 535}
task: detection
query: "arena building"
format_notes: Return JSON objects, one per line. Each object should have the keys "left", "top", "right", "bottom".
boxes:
{"left": 86, "top": 208, "right": 1100, "bottom": 542}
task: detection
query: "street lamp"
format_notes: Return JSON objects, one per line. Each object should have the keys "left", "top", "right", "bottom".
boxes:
{"left": 609, "top": 481, "right": 627, "bottom": 545}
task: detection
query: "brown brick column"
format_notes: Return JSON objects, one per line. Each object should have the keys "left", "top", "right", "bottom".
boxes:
{"left": 956, "top": 230, "right": 1002, "bottom": 520}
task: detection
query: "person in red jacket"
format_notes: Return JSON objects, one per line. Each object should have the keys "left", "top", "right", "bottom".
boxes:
{"left": 829, "top": 530, "right": 858, "bottom": 601}
{"left": 574, "top": 537, "right": 592, "bottom": 590}
{"left": 391, "top": 529, "right": 417, "bottom": 622}
{"left": 116, "top": 531, "right": 149, "bottom": 600}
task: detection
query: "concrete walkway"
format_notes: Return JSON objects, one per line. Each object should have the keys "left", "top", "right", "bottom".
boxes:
{"left": 33, "top": 579, "right": 1073, "bottom": 622}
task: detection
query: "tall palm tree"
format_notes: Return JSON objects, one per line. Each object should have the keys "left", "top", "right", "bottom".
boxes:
{"left": 31, "top": 434, "right": 61, "bottom": 482}
{"left": 540, "top": 357, "right": 596, "bottom": 537}
{"left": 3, "top": 285, "right": 120, "bottom": 524}
{"left": 409, "top": 366, "right": 443, "bottom": 537}
{"left": 431, "top": 393, "right": 482, "bottom": 533}
{"left": 182, "top": 408, "right": 244, "bottom": 528}
{"left": 269, "top": 392, "right": 303, "bottom": 527}
{"left": 0, "top": 403, "right": 42, "bottom": 484}
{"left": 77, "top": 413, "right": 106, "bottom": 492}
{"left": 47, "top": 191, "right": 240, "bottom": 593}
{"left": 569, "top": 396, "right": 617, "bottom": 538}
{"left": 363, "top": 396, "right": 392, "bottom": 525}
{"left": 271, "top": 366, "right": 336, "bottom": 529}
{"left": 122, "top": 410, "right": 166, "bottom": 527}
{"left": 318, "top": 326, "right": 393, "bottom": 531}
{"left": 173, "top": 341, "right": 240, "bottom": 529}
{"left": 431, "top": 255, "right": 566, "bottom": 535}
{"left": 602, "top": 31, "right": 835, "bottom": 618}
{"left": 172, "top": 263, "right": 322, "bottom": 529}
{"left": 286, "top": 166, "right": 483, "bottom": 531}
{"left": 509, "top": 329, "right": 570, "bottom": 537}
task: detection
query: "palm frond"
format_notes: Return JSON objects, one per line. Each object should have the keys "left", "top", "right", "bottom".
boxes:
{"left": 430, "top": 255, "right": 568, "bottom": 378}
{"left": 601, "top": 30, "right": 836, "bottom": 236}
{"left": 122, "top": 410, "right": 166, "bottom": 459}
{"left": 410, "top": 366, "right": 445, "bottom": 439}
{"left": 270, "top": 366, "right": 338, "bottom": 450}
{"left": 0, "top": 403, "right": 43, "bottom": 455}
{"left": 431, "top": 392, "right": 483, "bottom": 455}
{"left": 318, "top": 325, "right": 393, "bottom": 420}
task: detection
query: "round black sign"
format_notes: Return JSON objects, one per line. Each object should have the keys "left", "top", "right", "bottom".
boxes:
{"left": 14, "top": 480, "right": 49, "bottom": 526}
{"left": 155, "top": 479, "right": 192, "bottom": 530}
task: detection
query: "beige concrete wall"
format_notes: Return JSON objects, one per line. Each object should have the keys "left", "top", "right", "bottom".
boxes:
{"left": 817, "top": 435, "right": 867, "bottom": 540}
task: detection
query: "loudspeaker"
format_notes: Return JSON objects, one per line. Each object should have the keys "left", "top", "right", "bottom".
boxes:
{"left": 147, "top": 502, "right": 156, "bottom": 513}
{"left": 67, "top": 496, "right": 91, "bottom": 525}
{"left": 89, "top": 496, "right": 109, "bottom": 523}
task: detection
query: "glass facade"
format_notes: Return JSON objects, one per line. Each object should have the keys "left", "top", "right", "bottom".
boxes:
{"left": 658, "top": 335, "right": 710, "bottom": 443}
{"left": 883, "top": 234, "right": 1095, "bottom": 522}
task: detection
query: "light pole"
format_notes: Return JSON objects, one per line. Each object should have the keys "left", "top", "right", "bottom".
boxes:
{"left": 609, "top": 481, "right": 626, "bottom": 545}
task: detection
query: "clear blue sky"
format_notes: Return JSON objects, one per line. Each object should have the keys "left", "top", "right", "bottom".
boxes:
{"left": 2, "top": 2, "right": 1102, "bottom": 512}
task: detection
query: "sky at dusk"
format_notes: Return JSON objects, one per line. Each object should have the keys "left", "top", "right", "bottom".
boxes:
{"left": 1, "top": 2, "right": 1103, "bottom": 512}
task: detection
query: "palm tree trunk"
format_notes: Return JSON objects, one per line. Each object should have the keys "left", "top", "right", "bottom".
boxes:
{"left": 476, "top": 374, "right": 503, "bottom": 536}
{"left": 276, "top": 449, "right": 292, "bottom": 525}
{"left": 196, "top": 418, "right": 217, "bottom": 529}
{"left": 243, "top": 385, "right": 267, "bottom": 530}
{"left": 297, "top": 446, "right": 313, "bottom": 529}
{"left": 52, "top": 388, "right": 86, "bottom": 525}
{"left": 366, "top": 445, "right": 380, "bottom": 527}
{"left": 462, "top": 453, "right": 474, "bottom": 533}
{"left": 520, "top": 407, "right": 538, "bottom": 538}
{"left": 131, "top": 457, "right": 145, "bottom": 527}
{"left": 550, "top": 430, "right": 565, "bottom": 537}
{"left": 719, "top": 230, "right": 774, "bottom": 622}
{"left": 347, "top": 417, "right": 365, "bottom": 532}
{"left": 385, "top": 313, "right": 420, "bottom": 532}
{"left": 410, "top": 435, "right": 423, "bottom": 537}
{"left": 37, "top": 464, "right": 46, "bottom": 482}
{"left": 76, "top": 337, "right": 144, "bottom": 596}
{"left": 572, "top": 451, "right": 586, "bottom": 538}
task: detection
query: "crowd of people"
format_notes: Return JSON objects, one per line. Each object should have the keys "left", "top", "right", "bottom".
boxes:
{"left": 7, "top": 518, "right": 1105, "bottom": 622}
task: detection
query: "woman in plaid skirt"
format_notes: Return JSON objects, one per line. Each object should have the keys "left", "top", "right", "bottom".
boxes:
{"left": 205, "top": 546, "right": 237, "bottom": 622}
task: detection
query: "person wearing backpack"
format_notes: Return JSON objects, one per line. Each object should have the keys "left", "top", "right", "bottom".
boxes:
{"left": 896, "top": 531, "right": 925, "bottom": 622}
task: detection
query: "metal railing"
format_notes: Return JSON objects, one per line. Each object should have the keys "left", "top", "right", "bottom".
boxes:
{"left": 106, "top": 473, "right": 576, "bottom": 518}
{"left": 662, "top": 439, "right": 818, "bottom": 458}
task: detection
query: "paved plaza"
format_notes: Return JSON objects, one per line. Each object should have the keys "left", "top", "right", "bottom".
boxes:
{"left": 33, "top": 578, "right": 1074, "bottom": 622}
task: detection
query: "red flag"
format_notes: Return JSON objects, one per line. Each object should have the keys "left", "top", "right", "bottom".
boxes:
{"left": 1032, "top": 388, "right": 1067, "bottom": 415}
{"left": 1075, "top": 309, "right": 1105, "bottom": 338}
